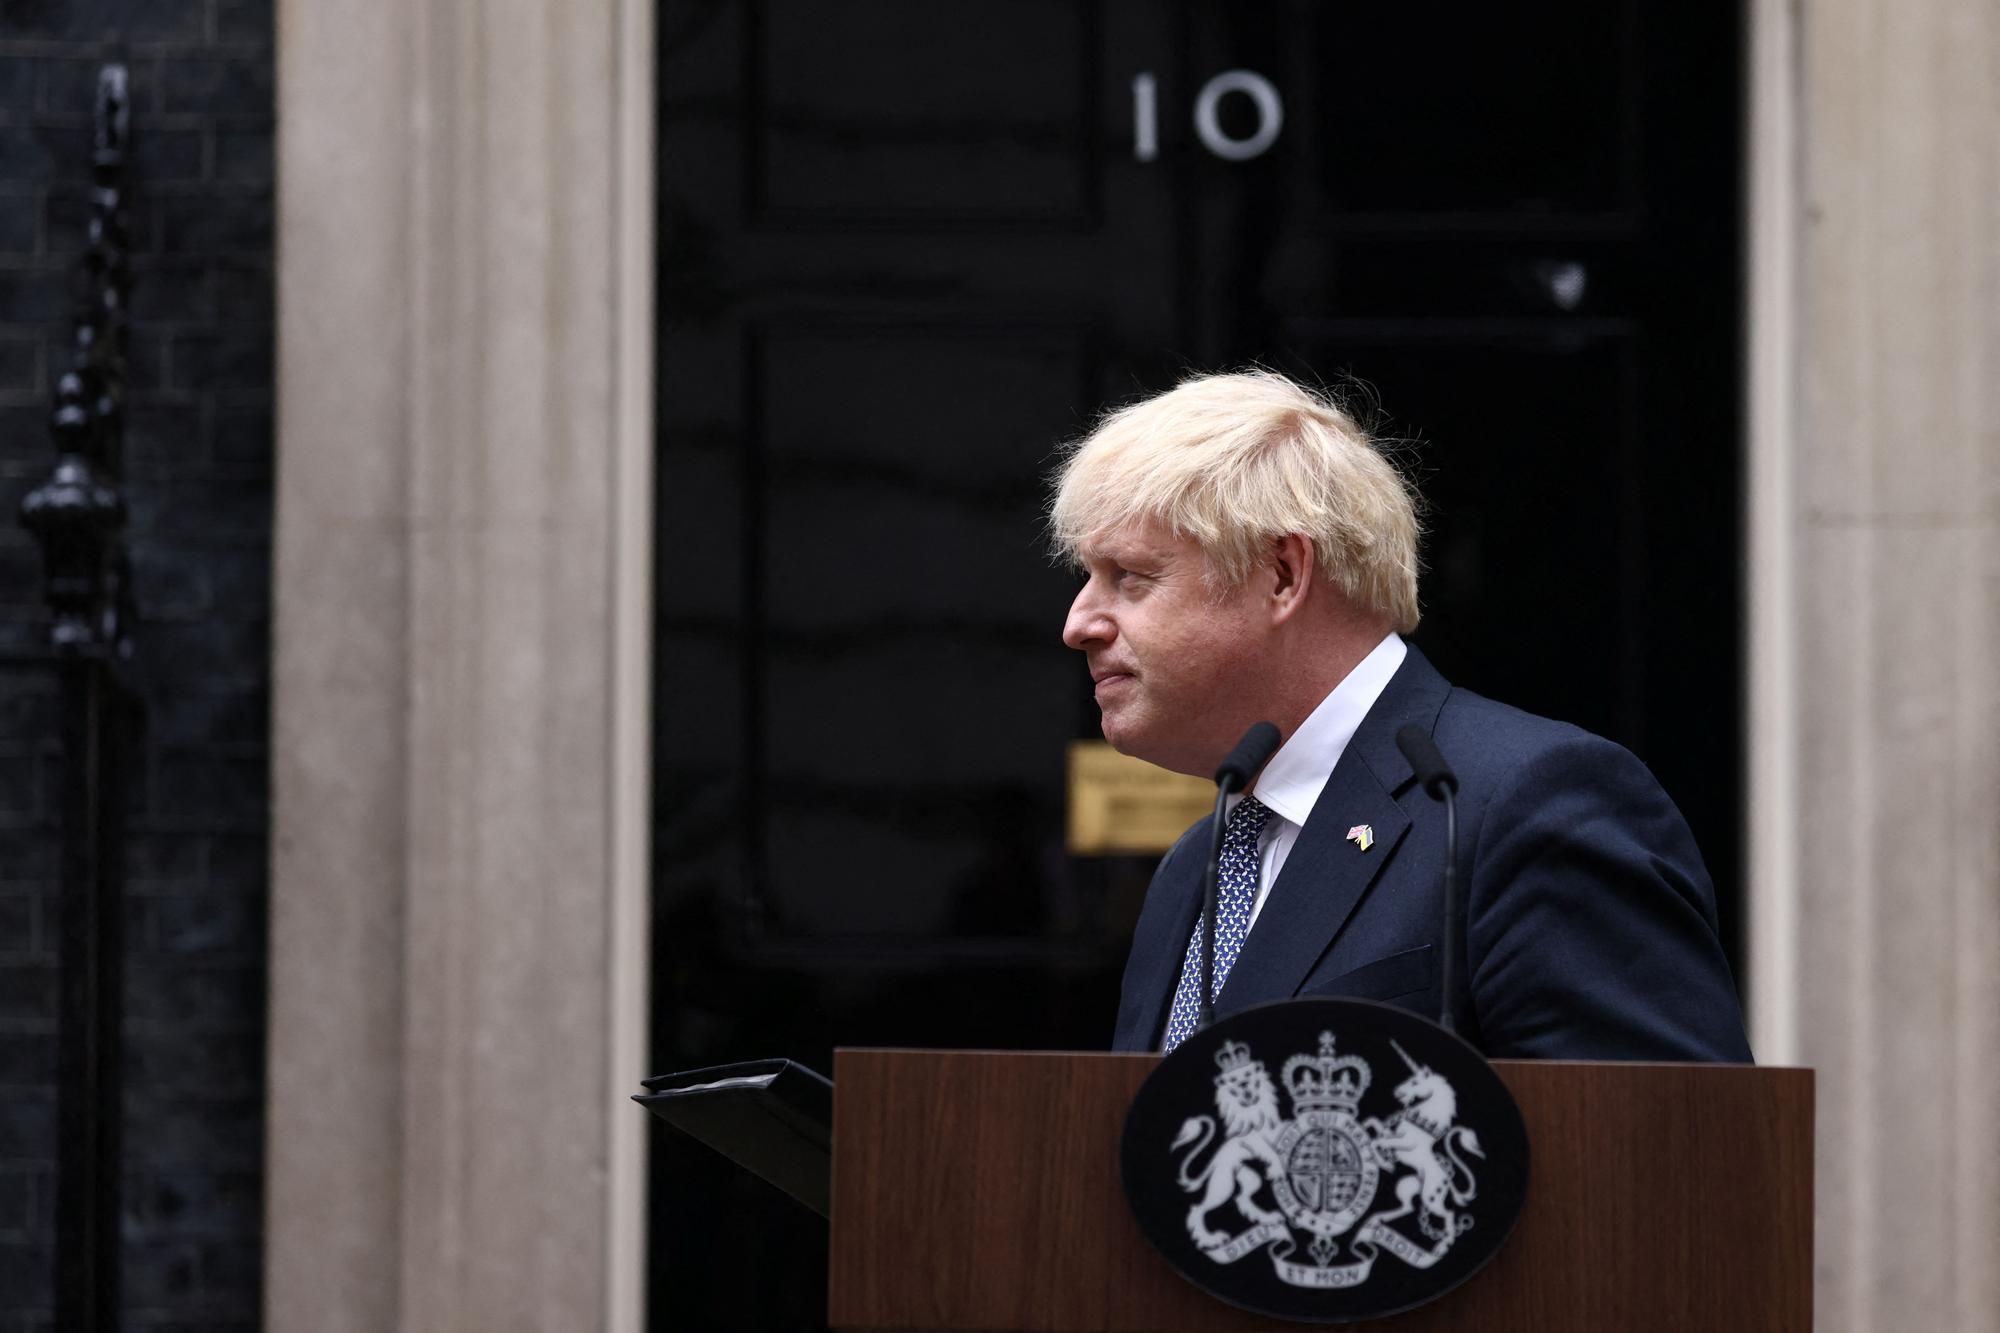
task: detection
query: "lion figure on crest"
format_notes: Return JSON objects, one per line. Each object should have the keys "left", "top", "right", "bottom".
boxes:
{"left": 1365, "top": 1041, "right": 1484, "bottom": 1242}
{"left": 1171, "top": 1042, "right": 1287, "bottom": 1249}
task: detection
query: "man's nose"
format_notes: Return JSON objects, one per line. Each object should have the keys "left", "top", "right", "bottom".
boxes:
{"left": 1063, "top": 583, "right": 1110, "bottom": 650}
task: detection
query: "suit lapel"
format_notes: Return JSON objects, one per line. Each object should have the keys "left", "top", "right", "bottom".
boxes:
{"left": 1215, "top": 645, "right": 1450, "bottom": 1012}
{"left": 1116, "top": 833, "right": 1204, "bottom": 1050}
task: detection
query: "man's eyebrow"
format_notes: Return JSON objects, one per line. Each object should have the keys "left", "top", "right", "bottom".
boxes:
{"left": 1111, "top": 541, "right": 1170, "bottom": 566}
{"left": 1079, "top": 528, "right": 1168, "bottom": 567}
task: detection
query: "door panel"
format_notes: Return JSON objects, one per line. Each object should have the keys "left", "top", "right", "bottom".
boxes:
{"left": 752, "top": 0, "right": 1097, "bottom": 221}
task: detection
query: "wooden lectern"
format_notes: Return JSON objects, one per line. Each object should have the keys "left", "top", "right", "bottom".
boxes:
{"left": 828, "top": 1050, "right": 1811, "bottom": 1332}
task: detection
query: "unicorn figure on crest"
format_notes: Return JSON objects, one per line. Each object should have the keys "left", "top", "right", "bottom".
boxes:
{"left": 1363, "top": 1040, "right": 1484, "bottom": 1242}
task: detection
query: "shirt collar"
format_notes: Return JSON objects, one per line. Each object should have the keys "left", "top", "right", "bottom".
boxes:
{"left": 1241, "top": 632, "right": 1407, "bottom": 828}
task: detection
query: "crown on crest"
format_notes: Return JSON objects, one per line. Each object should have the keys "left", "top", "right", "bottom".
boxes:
{"left": 1213, "top": 1040, "right": 1256, "bottom": 1075}
{"left": 1283, "top": 1031, "right": 1370, "bottom": 1114}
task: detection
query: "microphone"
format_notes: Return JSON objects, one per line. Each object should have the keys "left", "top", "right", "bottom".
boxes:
{"left": 1215, "top": 722, "right": 1282, "bottom": 791}
{"left": 1396, "top": 724, "right": 1458, "bottom": 799}
{"left": 1396, "top": 725, "right": 1462, "bottom": 1034}
{"left": 1198, "top": 722, "right": 1283, "bottom": 1031}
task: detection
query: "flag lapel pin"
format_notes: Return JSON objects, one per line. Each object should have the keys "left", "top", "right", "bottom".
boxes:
{"left": 1346, "top": 824, "right": 1374, "bottom": 852}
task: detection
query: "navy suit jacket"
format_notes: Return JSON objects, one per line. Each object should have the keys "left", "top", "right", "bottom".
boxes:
{"left": 1112, "top": 645, "right": 1753, "bottom": 1061}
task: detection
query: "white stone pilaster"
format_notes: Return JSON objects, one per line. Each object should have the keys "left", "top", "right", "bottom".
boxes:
{"left": 1755, "top": 0, "right": 2000, "bottom": 1327}
{"left": 268, "top": 0, "right": 653, "bottom": 1327}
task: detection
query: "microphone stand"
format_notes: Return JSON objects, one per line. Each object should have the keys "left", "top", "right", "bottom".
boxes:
{"left": 1395, "top": 724, "right": 1462, "bottom": 1035}
{"left": 1196, "top": 721, "right": 1281, "bottom": 1034}
{"left": 1197, "top": 780, "right": 1236, "bottom": 1032}
{"left": 1436, "top": 782, "right": 1458, "bottom": 1035}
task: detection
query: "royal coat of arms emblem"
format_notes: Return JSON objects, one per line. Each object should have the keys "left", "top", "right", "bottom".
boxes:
{"left": 1123, "top": 999, "right": 1529, "bottom": 1322}
{"left": 1169, "top": 1028, "right": 1484, "bottom": 1289}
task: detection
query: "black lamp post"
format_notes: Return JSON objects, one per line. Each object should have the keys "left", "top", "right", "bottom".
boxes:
{"left": 17, "top": 63, "right": 137, "bottom": 1333}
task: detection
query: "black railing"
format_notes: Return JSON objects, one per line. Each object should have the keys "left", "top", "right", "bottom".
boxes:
{"left": 16, "top": 63, "right": 138, "bottom": 1333}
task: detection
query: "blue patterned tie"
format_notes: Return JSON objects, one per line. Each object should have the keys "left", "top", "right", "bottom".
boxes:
{"left": 1161, "top": 795, "right": 1273, "bottom": 1052}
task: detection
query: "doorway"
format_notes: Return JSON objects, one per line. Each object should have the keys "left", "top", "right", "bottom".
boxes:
{"left": 651, "top": 3, "right": 1741, "bottom": 1325}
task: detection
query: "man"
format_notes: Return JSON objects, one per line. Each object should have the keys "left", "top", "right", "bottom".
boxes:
{"left": 1051, "top": 370, "right": 1751, "bottom": 1061}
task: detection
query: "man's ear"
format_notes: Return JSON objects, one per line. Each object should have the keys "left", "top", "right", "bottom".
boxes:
{"left": 1267, "top": 533, "right": 1316, "bottom": 625}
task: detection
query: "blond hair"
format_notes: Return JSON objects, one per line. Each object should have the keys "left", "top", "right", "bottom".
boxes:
{"left": 1048, "top": 370, "right": 1422, "bottom": 631}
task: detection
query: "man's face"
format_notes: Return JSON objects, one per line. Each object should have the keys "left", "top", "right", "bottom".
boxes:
{"left": 1061, "top": 518, "right": 1270, "bottom": 777}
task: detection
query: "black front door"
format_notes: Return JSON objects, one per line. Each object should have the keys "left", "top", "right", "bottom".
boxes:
{"left": 651, "top": 4, "right": 1740, "bottom": 1326}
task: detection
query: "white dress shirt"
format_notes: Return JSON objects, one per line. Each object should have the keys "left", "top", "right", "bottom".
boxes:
{"left": 1231, "top": 631, "right": 1407, "bottom": 929}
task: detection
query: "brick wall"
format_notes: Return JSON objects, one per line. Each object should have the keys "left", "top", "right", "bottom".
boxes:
{"left": 0, "top": 2, "right": 273, "bottom": 1329}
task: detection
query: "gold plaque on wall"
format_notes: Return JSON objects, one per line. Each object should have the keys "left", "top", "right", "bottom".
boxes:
{"left": 1066, "top": 740, "right": 1216, "bottom": 855}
